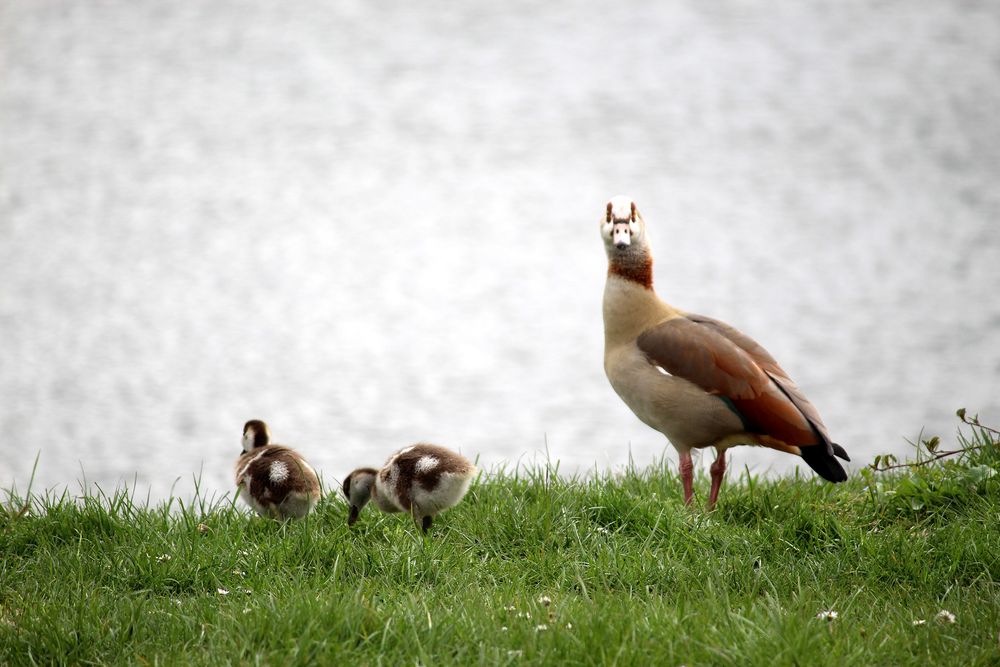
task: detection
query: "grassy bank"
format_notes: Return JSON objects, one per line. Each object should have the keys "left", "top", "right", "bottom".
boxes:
{"left": 2, "top": 425, "right": 999, "bottom": 666}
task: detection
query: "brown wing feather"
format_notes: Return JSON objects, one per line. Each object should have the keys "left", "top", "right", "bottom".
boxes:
{"left": 686, "top": 313, "right": 835, "bottom": 447}
{"left": 635, "top": 316, "right": 819, "bottom": 447}
{"left": 685, "top": 314, "right": 783, "bottom": 372}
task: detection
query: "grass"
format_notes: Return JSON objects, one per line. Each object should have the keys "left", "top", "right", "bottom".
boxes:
{"left": 1, "top": 425, "right": 999, "bottom": 666}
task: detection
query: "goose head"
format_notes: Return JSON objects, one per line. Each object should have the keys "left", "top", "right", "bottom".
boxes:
{"left": 600, "top": 195, "right": 649, "bottom": 255}
{"left": 342, "top": 467, "right": 378, "bottom": 526}
{"left": 242, "top": 420, "right": 271, "bottom": 453}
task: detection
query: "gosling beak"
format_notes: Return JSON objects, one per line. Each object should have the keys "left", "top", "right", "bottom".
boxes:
{"left": 348, "top": 505, "right": 360, "bottom": 526}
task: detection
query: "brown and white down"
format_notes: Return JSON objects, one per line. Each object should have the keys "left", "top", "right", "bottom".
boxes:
{"left": 342, "top": 444, "right": 477, "bottom": 533}
{"left": 600, "top": 196, "right": 850, "bottom": 509}
{"left": 234, "top": 420, "right": 321, "bottom": 520}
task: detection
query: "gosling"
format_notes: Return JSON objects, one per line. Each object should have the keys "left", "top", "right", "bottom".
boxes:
{"left": 343, "top": 443, "right": 477, "bottom": 534}
{"left": 234, "top": 419, "right": 321, "bottom": 520}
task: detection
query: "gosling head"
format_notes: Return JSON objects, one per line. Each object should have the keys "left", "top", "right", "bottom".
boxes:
{"left": 242, "top": 420, "right": 271, "bottom": 453}
{"left": 342, "top": 467, "right": 379, "bottom": 526}
{"left": 600, "top": 195, "right": 652, "bottom": 288}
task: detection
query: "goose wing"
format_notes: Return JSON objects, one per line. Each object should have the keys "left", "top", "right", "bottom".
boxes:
{"left": 635, "top": 314, "right": 824, "bottom": 450}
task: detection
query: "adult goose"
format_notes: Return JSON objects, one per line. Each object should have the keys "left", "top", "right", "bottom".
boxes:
{"left": 599, "top": 196, "right": 849, "bottom": 509}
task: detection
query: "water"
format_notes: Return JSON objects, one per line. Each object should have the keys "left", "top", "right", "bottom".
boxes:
{"left": 2, "top": 1, "right": 999, "bottom": 503}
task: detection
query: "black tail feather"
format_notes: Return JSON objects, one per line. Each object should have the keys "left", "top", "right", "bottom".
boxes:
{"left": 832, "top": 442, "right": 850, "bottom": 462}
{"left": 800, "top": 444, "right": 848, "bottom": 483}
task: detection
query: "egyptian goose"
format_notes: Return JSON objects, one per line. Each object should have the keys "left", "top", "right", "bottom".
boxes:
{"left": 342, "top": 444, "right": 477, "bottom": 533}
{"left": 600, "top": 196, "right": 849, "bottom": 509}
{"left": 234, "top": 420, "right": 321, "bottom": 520}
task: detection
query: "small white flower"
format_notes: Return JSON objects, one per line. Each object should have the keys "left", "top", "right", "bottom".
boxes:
{"left": 566, "top": 622, "right": 573, "bottom": 629}
{"left": 516, "top": 611, "right": 530, "bottom": 619}
{"left": 935, "top": 610, "right": 956, "bottom": 624}
{"left": 538, "top": 595, "right": 552, "bottom": 606}
{"left": 500, "top": 626, "right": 508, "bottom": 632}
{"left": 217, "top": 587, "right": 230, "bottom": 596}
{"left": 232, "top": 569, "right": 246, "bottom": 577}
{"left": 816, "top": 610, "right": 838, "bottom": 621}
{"left": 507, "top": 650, "right": 522, "bottom": 658}
{"left": 238, "top": 549, "right": 250, "bottom": 557}
{"left": 172, "top": 599, "right": 182, "bottom": 607}
{"left": 504, "top": 605, "right": 516, "bottom": 612}
{"left": 912, "top": 619, "right": 926, "bottom": 626}
{"left": 155, "top": 554, "right": 171, "bottom": 563}
{"left": 535, "top": 624, "right": 548, "bottom": 632}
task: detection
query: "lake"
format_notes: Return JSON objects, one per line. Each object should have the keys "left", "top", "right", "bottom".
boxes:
{"left": 2, "top": 0, "right": 998, "bottom": 503}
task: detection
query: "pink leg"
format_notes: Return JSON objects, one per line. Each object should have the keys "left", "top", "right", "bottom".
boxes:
{"left": 708, "top": 449, "right": 727, "bottom": 511}
{"left": 678, "top": 450, "right": 694, "bottom": 506}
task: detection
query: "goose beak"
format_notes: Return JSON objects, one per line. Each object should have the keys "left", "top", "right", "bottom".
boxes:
{"left": 612, "top": 223, "right": 631, "bottom": 249}
{"left": 348, "top": 505, "right": 360, "bottom": 526}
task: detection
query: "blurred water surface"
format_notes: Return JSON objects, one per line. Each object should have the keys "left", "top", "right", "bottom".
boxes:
{"left": 2, "top": 1, "right": 999, "bottom": 502}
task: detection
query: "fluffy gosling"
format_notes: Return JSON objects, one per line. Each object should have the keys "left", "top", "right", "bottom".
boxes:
{"left": 343, "top": 443, "right": 476, "bottom": 534}
{"left": 234, "top": 419, "right": 321, "bottom": 520}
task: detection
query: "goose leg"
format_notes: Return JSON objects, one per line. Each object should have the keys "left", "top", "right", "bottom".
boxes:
{"left": 678, "top": 450, "right": 695, "bottom": 506}
{"left": 422, "top": 515, "right": 433, "bottom": 534}
{"left": 708, "top": 449, "right": 727, "bottom": 511}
